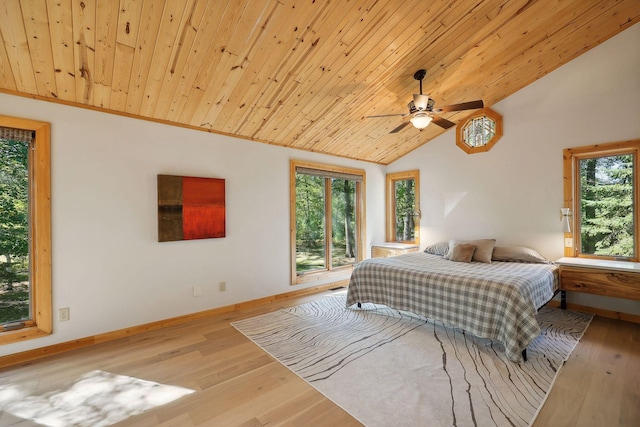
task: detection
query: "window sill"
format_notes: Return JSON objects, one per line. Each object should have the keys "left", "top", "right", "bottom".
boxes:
{"left": 294, "top": 266, "right": 354, "bottom": 285}
{"left": 556, "top": 257, "right": 640, "bottom": 273}
{"left": 0, "top": 325, "right": 51, "bottom": 345}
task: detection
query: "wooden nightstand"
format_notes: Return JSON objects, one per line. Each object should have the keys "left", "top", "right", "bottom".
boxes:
{"left": 556, "top": 257, "right": 640, "bottom": 308}
{"left": 371, "top": 242, "right": 419, "bottom": 258}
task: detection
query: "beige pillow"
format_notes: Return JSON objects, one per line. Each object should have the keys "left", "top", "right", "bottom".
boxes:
{"left": 446, "top": 239, "right": 496, "bottom": 263}
{"left": 492, "top": 246, "right": 551, "bottom": 263}
{"left": 445, "top": 243, "right": 476, "bottom": 263}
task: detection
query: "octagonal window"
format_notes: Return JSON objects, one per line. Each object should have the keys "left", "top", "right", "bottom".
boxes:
{"left": 456, "top": 108, "right": 502, "bottom": 154}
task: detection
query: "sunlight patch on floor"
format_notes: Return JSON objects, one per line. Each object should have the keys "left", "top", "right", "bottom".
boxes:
{"left": 0, "top": 370, "right": 194, "bottom": 426}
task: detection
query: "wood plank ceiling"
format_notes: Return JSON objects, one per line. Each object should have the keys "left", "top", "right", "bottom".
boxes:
{"left": 1, "top": 0, "right": 638, "bottom": 165}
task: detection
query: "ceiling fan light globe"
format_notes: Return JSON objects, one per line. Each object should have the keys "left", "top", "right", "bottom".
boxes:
{"left": 410, "top": 113, "right": 432, "bottom": 129}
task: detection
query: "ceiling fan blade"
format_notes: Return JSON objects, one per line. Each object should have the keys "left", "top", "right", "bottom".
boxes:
{"left": 366, "top": 113, "right": 407, "bottom": 118}
{"left": 434, "top": 100, "right": 484, "bottom": 113}
{"left": 389, "top": 121, "right": 410, "bottom": 133}
{"left": 431, "top": 115, "right": 456, "bottom": 129}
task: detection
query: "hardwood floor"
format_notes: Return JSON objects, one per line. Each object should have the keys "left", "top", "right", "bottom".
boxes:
{"left": 0, "top": 288, "right": 638, "bottom": 426}
{"left": 533, "top": 315, "right": 640, "bottom": 427}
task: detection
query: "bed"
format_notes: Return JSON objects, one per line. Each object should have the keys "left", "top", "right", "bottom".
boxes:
{"left": 346, "top": 244, "right": 559, "bottom": 362}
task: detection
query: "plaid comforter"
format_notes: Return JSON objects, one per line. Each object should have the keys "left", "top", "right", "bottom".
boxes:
{"left": 346, "top": 252, "right": 559, "bottom": 362}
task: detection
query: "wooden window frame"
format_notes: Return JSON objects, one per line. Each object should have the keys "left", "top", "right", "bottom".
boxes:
{"left": 455, "top": 108, "right": 503, "bottom": 154}
{"left": 562, "top": 139, "right": 639, "bottom": 261}
{"left": 290, "top": 160, "right": 366, "bottom": 285}
{"left": 0, "top": 115, "right": 52, "bottom": 345}
{"left": 385, "top": 170, "right": 420, "bottom": 244}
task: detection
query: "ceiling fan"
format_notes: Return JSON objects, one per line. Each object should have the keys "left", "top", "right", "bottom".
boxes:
{"left": 367, "top": 69, "right": 484, "bottom": 133}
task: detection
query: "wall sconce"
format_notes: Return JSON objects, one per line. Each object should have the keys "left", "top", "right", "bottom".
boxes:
{"left": 560, "top": 208, "right": 572, "bottom": 233}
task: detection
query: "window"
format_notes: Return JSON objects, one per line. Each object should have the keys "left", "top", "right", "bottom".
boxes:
{"left": 0, "top": 115, "right": 51, "bottom": 345}
{"left": 290, "top": 160, "right": 365, "bottom": 284}
{"left": 386, "top": 170, "right": 420, "bottom": 244}
{"left": 455, "top": 108, "right": 503, "bottom": 154}
{"left": 563, "top": 140, "right": 639, "bottom": 261}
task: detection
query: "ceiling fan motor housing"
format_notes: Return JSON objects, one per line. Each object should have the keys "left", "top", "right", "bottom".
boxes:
{"left": 408, "top": 96, "right": 435, "bottom": 114}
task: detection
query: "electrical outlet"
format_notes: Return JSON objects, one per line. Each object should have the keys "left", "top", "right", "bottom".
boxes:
{"left": 193, "top": 285, "right": 202, "bottom": 297}
{"left": 219, "top": 281, "right": 226, "bottom": 292}
{"left": 58, "top": 307, "right": 70, "bottom": 322}
{"left": 564, "top": 238, "right": 574, "bottom": 247}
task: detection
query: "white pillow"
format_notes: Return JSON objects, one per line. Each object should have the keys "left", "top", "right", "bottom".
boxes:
{"left": 423, "top": 241, "right": 450, "bottom": 256}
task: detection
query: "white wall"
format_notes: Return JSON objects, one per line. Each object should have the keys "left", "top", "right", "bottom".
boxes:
{"left": 0, "top": 95, "right": 386, "bottom": 356}
{"left": 390, "top": 23, "right": 640, "bottom": 315}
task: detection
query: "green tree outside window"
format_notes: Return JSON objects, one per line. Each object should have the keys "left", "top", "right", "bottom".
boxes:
{"left": 0, "top": 138, "right": 30, "bottom": 323}
{"left": 579, "top": 154, "right": 635, "bottom": 258}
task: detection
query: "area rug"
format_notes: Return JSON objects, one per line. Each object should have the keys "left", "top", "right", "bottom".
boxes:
{"left": 232, "top": 292, "right": 593, "bottom": 427}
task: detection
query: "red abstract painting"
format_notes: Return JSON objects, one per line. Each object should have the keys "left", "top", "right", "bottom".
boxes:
{"left": 158, "top": 175, "right": 226, "bottom": 242}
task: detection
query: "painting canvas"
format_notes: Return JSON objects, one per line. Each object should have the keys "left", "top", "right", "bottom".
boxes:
{"left": 158, "top": 174, "right": 226, "bottom": 242}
